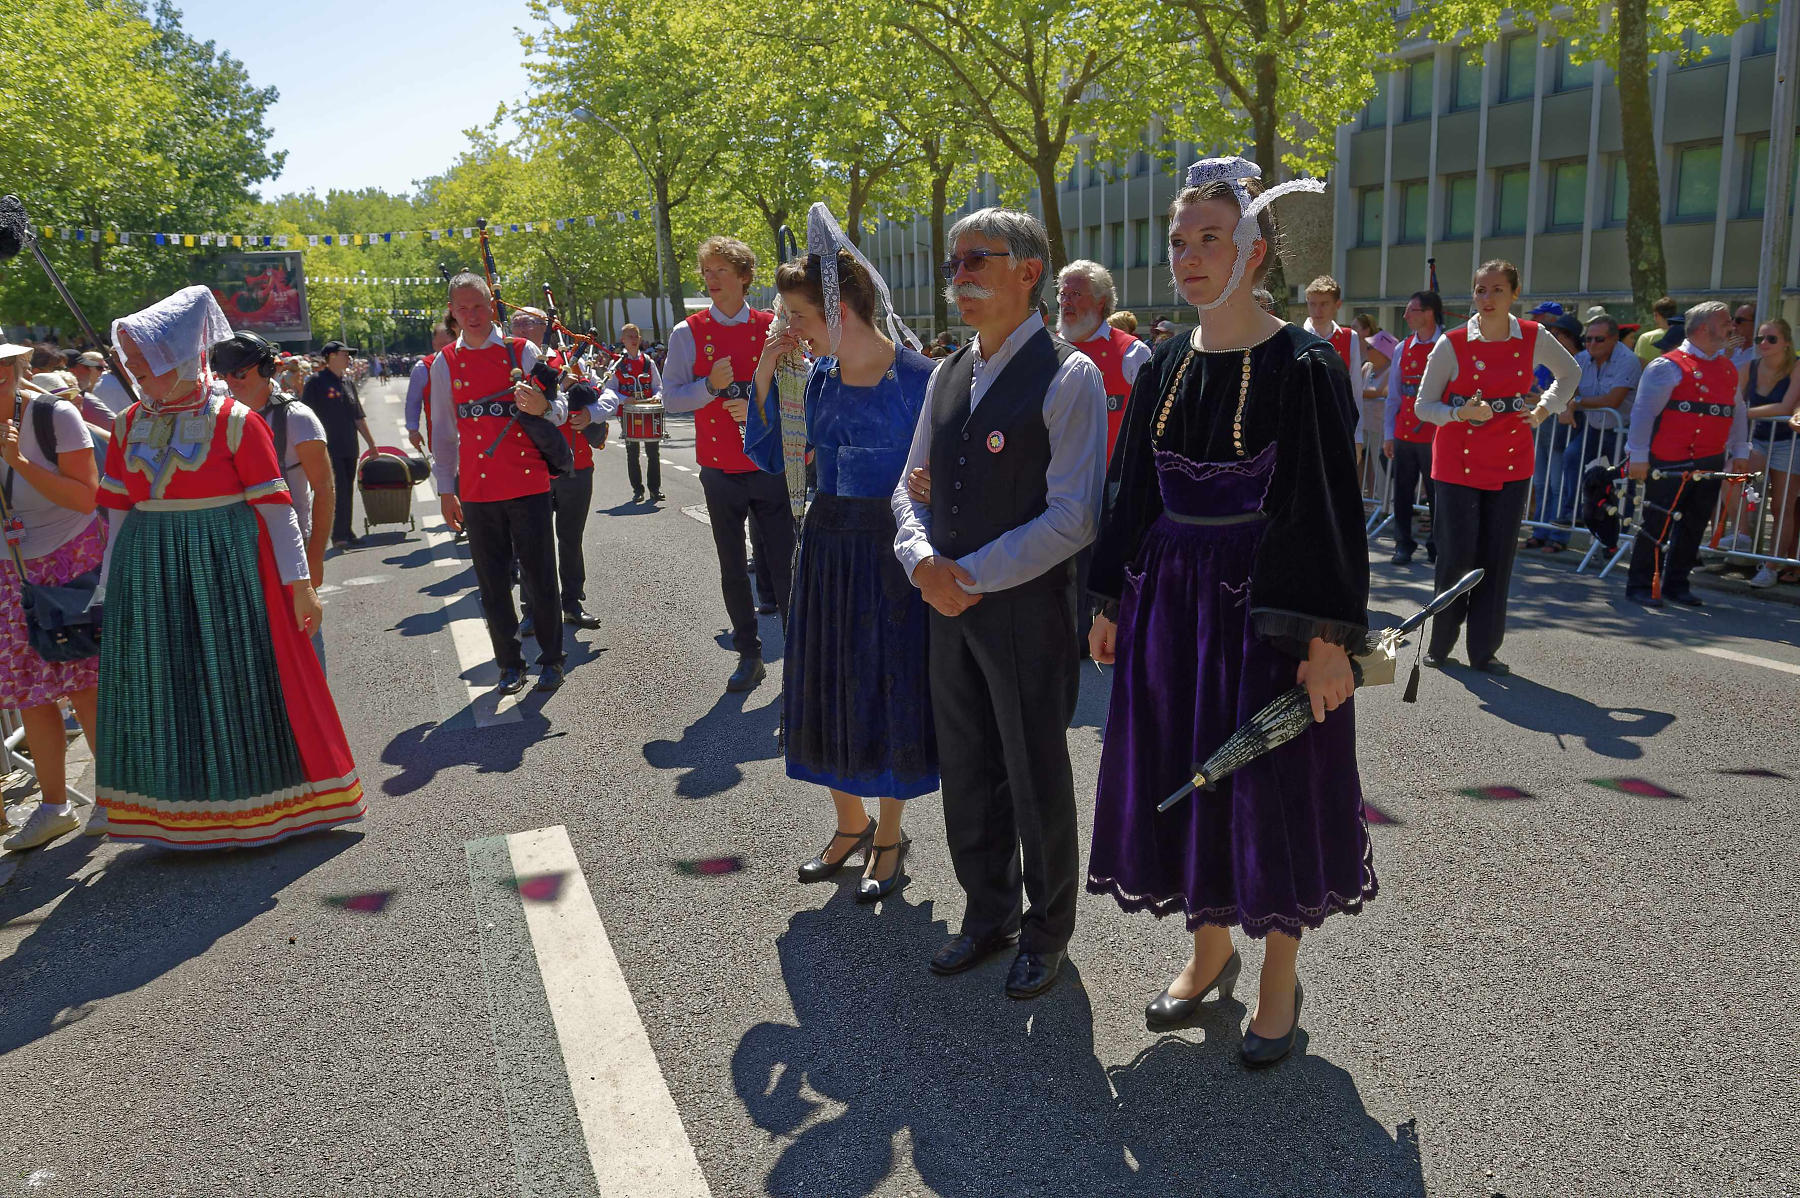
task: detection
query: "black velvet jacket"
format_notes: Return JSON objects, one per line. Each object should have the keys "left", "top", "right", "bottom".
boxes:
{"left": 1087, "top": 323, "right": 1370, "bottom": 658}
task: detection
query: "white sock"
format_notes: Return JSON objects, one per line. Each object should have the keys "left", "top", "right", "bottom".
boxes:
{"left": 40, "top": 802, "right": 71, "bottom": 816}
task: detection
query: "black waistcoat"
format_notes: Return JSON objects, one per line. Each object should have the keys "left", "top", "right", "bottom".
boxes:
{"left": 929, "top": 325, "right": 1078, "bottom": 593}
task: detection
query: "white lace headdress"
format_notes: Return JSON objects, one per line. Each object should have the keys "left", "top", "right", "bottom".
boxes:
{"left": 111, "top": 284, "right": 233, "bottom": 388}
{"left": 1182, "top": 157, "right": 1327, "bottom": 311}
{"left": 806, "top": 202, "right": 921, "bottom": 356}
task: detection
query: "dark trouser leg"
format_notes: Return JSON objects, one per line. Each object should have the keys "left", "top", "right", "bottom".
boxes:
{"left": 1632, "top": 461, "right": 1724, "bottom": 597}
{"left": 748, "top": 515, "right": 773, "bottom": 604}
{"left": 626, "top": 441, "right": 643, "bottom": 492}
{"left": 646, "top": 443, "right": 661, "bottom": 493}
{"left": 699, "top": 466, "right": 760, "bottom": 654}
{"left": 1663, "top": 475, "right": 1723, "bottom": 596}
{"left": 744, "top": 470, "right": 795, "bottom": 628}
{"left": 1073, "top": 546, "right": 1095, "bottom": 652}
{"left": 1429, "top": 480, "right": 1482, "bottom": 658}
{"left": 1462, "top": 478, "right": 1531, "bottom": 665}
{"left": 550, "top": 467, "right": 592, "bottom": 613}
{"left": 463, "top": 497, "right": 525, "bottom": 670}
{"left": 1390, "top": 442, "right": 1422, "bottom": 553}
{"left": 331, "top": 455, "right": 357, "bottom": 541}
{"left": 507, "top": 491, "right": 564, "bottom": 668}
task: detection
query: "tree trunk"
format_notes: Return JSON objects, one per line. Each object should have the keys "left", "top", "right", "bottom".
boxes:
{"left": 931, "top": 166, "right": 951, "bottom": 335}
{"left": 1616, "top": 0, "right": 1669, "bottom": 318}
{"left": 1250, "top": 47, "right": 1289, "bottom": 314}
{"left": 845, "top": 164, "right": 867, "bottom": 248}
{"left": 1034, "top": 155, "right": 1069, "bottom": 275}
{"left": 653, "top": 173, "right": 681, "bottom": 339}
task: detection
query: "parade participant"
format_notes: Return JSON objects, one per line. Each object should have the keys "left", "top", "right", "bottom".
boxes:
{"left": 0, "top": 341, "right": 105, "bottom": 849}
{"left": 1087, "top": 158, "right": 1367, "bottom": 1069}
{"left": 405, "top": 314, "right": 458, "bottom": 453}
{"left": 94, "top": 286, "right": 363, "bottom": 848}
{"left": 428, "top": 273, "right": 570, "bottom": 694}
{"left": 213, "top": 330, "right": 335, "bottom": 664}
{"left": 1743, "top": 319, "right": 1798, "bottom": 587}
{"left": 1623, "top": 301, "right": 1751, "bottom": 607}
{"left": 1302, "top": 276, "right": 1387, "bottom": 404}
{"left": 510, "top": 306, "right": 603, "bottom": 632}
{"left": 598, "top": 323, "right": 664, "bottom": 503}
{"left": 892, "top": 206, "right": 1107, "bottom": 999}
{"left": 1057, "top": 259, "right": 1152, "bottom": 463}
{"left": 1413, "top": 260, "right": 1578, "bottom": 671}
{"left": 660, "top": 236, "right": 792, "bottom": 694}
{"left": 1382, "top": 290, "right": 1443, "bottom": 565}
{"left": 747, "top": 204, "right": 937, "bottom": 900}
{"left": 302, "top": 340, "right": 377, "bottom": 549}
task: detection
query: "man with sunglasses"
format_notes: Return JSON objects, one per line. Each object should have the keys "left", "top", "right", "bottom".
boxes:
{"left": 893, "top": 207, "right": 1107, "bottom": 1001}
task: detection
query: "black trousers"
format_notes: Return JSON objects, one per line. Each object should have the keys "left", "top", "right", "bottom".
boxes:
{"left": 1389, "top": 440, "right": 1435, "bottom": 555}
{"left": 550, "top": 466, "right": 593, "bottom": 613}
{"left": 1628, "top": 457, "right": 1724, "bottom": 597}
{"left": 625, "top": 439, "right": 661, "bottom": 493}
{"left": 698, "top": 466, "right": 793, "bottom": 655}
{"left": 464, "top": 491, "right": 565, "bottom": 670}
{"left": 748, "top": 517, "right": 774, "bottom": 603}
{"left": 330, "top": 454, "right": 357, "bottom": 541}
{"left": 1429, "top": 478, "right": 1530, "bottom": 665}
{"left": 929, "top": 582, "right": 1081, "bottom": 955}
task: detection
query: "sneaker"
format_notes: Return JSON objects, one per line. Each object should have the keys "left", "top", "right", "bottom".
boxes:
{"left": 3, "top": 803, "right": 82, "bottom": 851}
{"left": 1748, "top": 565, "right": 1780, "bottom": 589}
{"left": 83, "top": 803, "right": 111, "bottom": 837}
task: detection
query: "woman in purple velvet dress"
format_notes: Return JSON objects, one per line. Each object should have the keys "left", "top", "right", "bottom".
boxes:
{"left": 1087, "top": 158, "right": 1375, "bottom": 1068}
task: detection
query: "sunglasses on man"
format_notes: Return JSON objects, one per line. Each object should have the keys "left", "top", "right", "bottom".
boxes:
{"left": 940, "top": 249, "right": 1012, "bottom": 282}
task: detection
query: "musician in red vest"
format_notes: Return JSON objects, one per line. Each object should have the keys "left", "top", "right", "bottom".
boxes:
{"left": 660, "top": 235, "right": 794, "bottom": 693}
{"left": 510, "top": 306, "right": 604, "bottom": 632}
{"left": 1413, "top": 260, "right": 1578, "bottom": 673}
{"left": 597, "top": 322, "right": 664, "bottom": 503}
{"left": 1381, "top": 289, "right": 1444, "bottom": 566}
{"left": 1055, "top": 259, "right": 1151, "bottom": 463}
{"left": 1623, "top": 301, "right": 1752, "bottom": 608}
{"left": 1303, "top": 275, "right": 1389, "bottom": 449}
{"left": 429, "top": 274, "right": 570, "bottom": 695}
{"left": 405, "top": 313, "right": 457, "bottom": 454}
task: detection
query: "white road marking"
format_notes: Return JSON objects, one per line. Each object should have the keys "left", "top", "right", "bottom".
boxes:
{"left": 681, "top": 505, "right": 711, "bottom": 526}
{"left": 1692, "top": 645, "right": 1800, "bottom": 676}
{"left": 505, "top": 826, "right": 712, "bottom": 1197}
{"left": 416, "top": 481, "right": 524, "bottom": 728}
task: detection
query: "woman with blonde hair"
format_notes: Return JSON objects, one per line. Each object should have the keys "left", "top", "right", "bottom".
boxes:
{"left": 1743, "top": 318, "right": 1799, "bottom": 586}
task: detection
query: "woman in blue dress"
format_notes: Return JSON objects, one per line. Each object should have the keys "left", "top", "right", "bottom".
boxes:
{"left": 746, "top": 211, "right": 936, "bottom": 901}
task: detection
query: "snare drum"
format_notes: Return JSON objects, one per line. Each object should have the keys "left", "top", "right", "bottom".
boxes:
{"left": 622, "top": 402, "right": 667, "bottom": 442}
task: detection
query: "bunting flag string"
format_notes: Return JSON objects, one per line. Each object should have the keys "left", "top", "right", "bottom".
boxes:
{"left": 28, "top": 211, "right": 649, "bottom": 252}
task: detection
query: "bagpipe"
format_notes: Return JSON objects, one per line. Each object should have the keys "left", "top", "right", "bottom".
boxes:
{"left": 1582, "top": 460, "right": 1755, "bottom": 595}
{"left": 539, "top": 281, "right": 609, "bottom": 449}
{"left": 471, "top": 219, "right": 572, "bottom": 475}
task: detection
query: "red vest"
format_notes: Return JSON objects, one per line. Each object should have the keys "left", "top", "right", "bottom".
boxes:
{"left": 443, "top": 335, "right": 551, "bottom": 503}
{"left": 1431, "top": 322, "right": 1539, "bottom": 490}
{"left": 1393, "top": 333, "right": 1436, "bottom": 445}
{"left": 1327, "top": 326, "right": 1356, "bottom": 373}
{"left": 540, "top": 348, "right": 594, "bottom": 472}
{"left": 1075, "top": 327, "right": 1139, "bottom": 461}
{"left": 1649, "top": 348, "right": 1738, "bottom": 462}
{"left": 614, "top": 353, "right": 656, "bottom": 402}
{"left": 686, "top": 308, "right": 771, "bottom": 473}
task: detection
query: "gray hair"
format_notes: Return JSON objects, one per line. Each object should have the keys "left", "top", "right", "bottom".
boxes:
{"left": 948, "top": 207, "right": 1050, "bottom": 305}
{"left": 1585, "top": 314, "right": 1621, "bottom": 338}
{"left": 1686, "top": 299, "right": 1730, "bottom": 329}
{"left": 1056, "top": 259, "right": 1116, "bottom": 314}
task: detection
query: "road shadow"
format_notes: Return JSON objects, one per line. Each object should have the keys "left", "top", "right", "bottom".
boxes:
{"left": 732, "top": 893, "right": 1421, "bottom": 1196}
{"left": 1448, "top": 667, "right": 1674, "bottom": 759}
{"left": 643, "top": 687, "right": 782, "bottom": 799}
{"left": 0, "top": 831, "right": 359, "bottom": 1056}
{"left": 381, "top": 711, "right": 567, "bottom": 797}
{"left": 598, "top": 500, "right": 660, "bottom": 518}
{"left": 390, "top": 584, "right": 482, "bottom": 639}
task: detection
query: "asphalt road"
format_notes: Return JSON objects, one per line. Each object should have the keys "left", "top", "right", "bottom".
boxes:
{"left": 1, "top": 377, "right": 1796, "bottom": 1198}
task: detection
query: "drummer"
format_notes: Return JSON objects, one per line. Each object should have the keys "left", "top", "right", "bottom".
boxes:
{"left": 597, "top": 323, "right": 665, "bottom": 503}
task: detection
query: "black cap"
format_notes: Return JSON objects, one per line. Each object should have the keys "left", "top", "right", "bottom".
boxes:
{"left": 320, "top": 340, "right": 358, "bottom": 356}
{"left": 1550, "top": 313, "right": 1584, "bottom": 339}
{"left": 211, "top": 330, "right": 279, "bottom": 378}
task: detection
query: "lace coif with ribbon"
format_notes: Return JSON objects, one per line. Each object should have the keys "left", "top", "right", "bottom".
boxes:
{"left": 110, "top": 284, "right": 234, "bottom": 410}
{"left": 806, "top": 202, "right": 921, "bottom": 357}
{"left": 1181, "top": 158, "right": 1327, "bottom": 311}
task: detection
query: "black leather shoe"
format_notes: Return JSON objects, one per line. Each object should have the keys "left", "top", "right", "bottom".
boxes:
{"left": 649, "top": 491, "right": 665, "bottom": 502}
{"left": 1241, "top": 979, "right": 1304, "bottom": 1069}
{"left": 1625, "top": 588, "right": 1663, "bottom": 608}
{"left": 1145, "top": 951, "right": 1242, "bottom": 1032}
{"left": 726, "top": 654, "right": 765, "bottom": 693}
{"left": 1389, "top": 549, "right": 1414, "bottom": 566}
{"left": 929, "top": 932, "right": 1016, "bottom": 976}
{"left": 563, "top": 608, "right": 602, "bottom": 629}
{"left": 1422, "top": 651, "right": 1450, "bottom": 669}
{"left": 631, "top": 489, "right": 645, "bottom": 503}
{"left": 797, "top": 820, "right": 875, "bottom": 882}
{"left": 496, "top": 667, "right": 527, "bottom": 696}
{"left": 533, "top": 665, "right": 565, "bottom": 693}
{"left": 1666, "top": 590, "right": 1704, "bottom": 607}
{"left": 857, "top": 838, "right": 911, "bottom": 903}
{"left": 755, "top": 600, "right": 779, "bottom": 615}
{"left": 1004, "top": 949, "right": 1065, "bottom": 1000}
{"left": 1475, "top": 659, "right": 1511, "bottom": 675}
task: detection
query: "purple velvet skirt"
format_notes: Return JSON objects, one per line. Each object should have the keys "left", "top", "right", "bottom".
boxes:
{"left": 1087, "top": 446, "right": 1377, "bottom": 938}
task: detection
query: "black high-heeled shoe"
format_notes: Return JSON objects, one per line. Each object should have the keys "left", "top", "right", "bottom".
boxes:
{"left": 797, "top": 820, "right": 875, "bottom": 883}
{"left": 856, "top": 837, "right": 911, "bottom": 903}
{"left": 1144, "top": 950, "right": 1242, "bottom": 1032}
{"left": 1241, "top": 979, "right": 1304, "bottom": 1069}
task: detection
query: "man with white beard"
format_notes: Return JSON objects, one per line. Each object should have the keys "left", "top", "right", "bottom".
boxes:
{"left": 1057, "top": 259, "right": 1152, "bottom": 465}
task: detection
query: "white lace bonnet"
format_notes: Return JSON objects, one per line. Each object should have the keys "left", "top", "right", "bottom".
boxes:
{"left": 1182, "top": 157, "right": 1326, "bottom": 310}
{"left": 807, "top": 202, "right": 921, "bottom": 356}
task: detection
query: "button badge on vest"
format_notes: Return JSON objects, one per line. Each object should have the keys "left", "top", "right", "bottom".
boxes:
{"left": 987, "top": 431, "right": 1005, "bottom": 453}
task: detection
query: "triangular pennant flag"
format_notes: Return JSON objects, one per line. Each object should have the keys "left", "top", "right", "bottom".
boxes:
{"left": 155, "top": 233, "right": 167, "bottom": 246}
{"left": 586, "top": 215, "right": 596, "bottom": 227}
{"left": 105, "top": 230, "right": 118, "bottom": 244}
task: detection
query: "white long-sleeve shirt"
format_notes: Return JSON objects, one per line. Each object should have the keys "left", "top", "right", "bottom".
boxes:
{"left": 1415, "top": 314, "right": 1579, "bottom": 424}
{"left": 660, "top": 302, "right": 751, "bottom": 414}
{"left": 596, "top": 354, "right": 663, "bottom": 418}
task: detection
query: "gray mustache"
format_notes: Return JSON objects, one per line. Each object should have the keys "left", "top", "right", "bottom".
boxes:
{"left": 944, "top": 281, "right": 996, "bottom": 304}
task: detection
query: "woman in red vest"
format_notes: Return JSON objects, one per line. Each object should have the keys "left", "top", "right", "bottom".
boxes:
{"left": 1413, "top": 260, "right": 1578, "bottom": 673}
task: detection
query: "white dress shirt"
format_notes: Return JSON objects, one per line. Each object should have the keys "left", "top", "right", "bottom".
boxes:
{"left": 596, "top": 355, "right": 663, "bottom": 418}
{"left": 661, "top": 302, "right": 754, "bottom": 414}
{"left": 429, "top": 325, "right": 565, "bottom": 495}
{"left": 1415, "top": 314, "right": 1579, "bottom": 424}
{"left": 891, "top": 313, "right": 1108, "bottom": 594}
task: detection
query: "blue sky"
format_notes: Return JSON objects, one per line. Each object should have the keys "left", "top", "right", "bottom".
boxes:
{"left": 171, "top": 0, "right": 534, "bottom": 199}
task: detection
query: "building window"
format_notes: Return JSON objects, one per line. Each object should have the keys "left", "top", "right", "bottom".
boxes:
{"left": 1752, "top": 0, "right": 1779, "bottom": 54}
{"left": 1155, "top": 215, "right": 1170, "bottom": 264}
{"left": 1063, "top": 152, "right": 1080, "bottom": 192}
{"left": 1451, "top": 46, "right": 1484, "bottom": 110}
{"left": 1741, "top": 133, "right": 1800, "bottom": 218}
{"left": 1132, "top": 218, "right": 1150, "bottom": 267}
{"left": 1547, "top": 160, "right": 1587, "bottom": 229}
{"left": 1109, "top": 222, "right": 1125, "bottom": 270}
{"left": 1672, "top": 143, "right": 1723, "bottom": 220}
{"left": 1086, "top": 160, "right": 1102, "bottom": 187}
{"left": 1358, "top": 187, "right": 1385, "bottom": 246}
{"left": 1554, "top": 40, "right": 1595, "bottom": 91}
{"left": 1398, "top": 180, "right": 1429, "bottom": 243}
{"left": 1443, "top": 174, "right": 1477, "bottom": 238}
{"left": 1132, "top": 150, "right": 1150, "bottom": 177}
{"left": 1493, "top": 167, "right": 1530, "bottom": 235}
{"left": 1405, "top": 58, "right": 1435, "bottom": 121}
{"left": 1362, "top": 72, "right": 1391, "bottom": 130}
{"left": 1680, "top": 28, "right": 1734, "bottom": 65}
{"left": 1500, "top": 34, "right": 1537, "bottom": 102}
{"left": 1087, "top": 225, "right": 1102, "bottom": 260}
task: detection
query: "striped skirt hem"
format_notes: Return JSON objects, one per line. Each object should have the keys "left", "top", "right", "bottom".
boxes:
{"left": 97, "top": 779, "right": 366, "bottom": 850}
